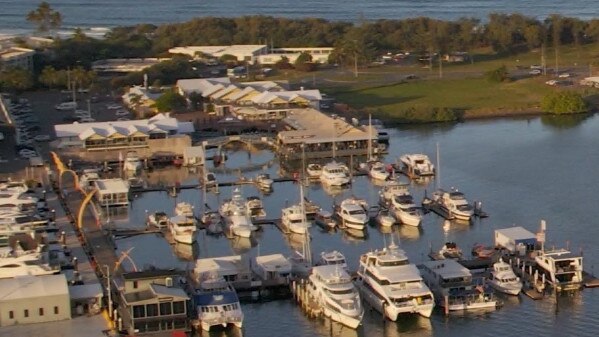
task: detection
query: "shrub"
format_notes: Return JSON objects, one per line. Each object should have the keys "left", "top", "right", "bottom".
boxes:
{"left": 541, "top": 91, "right": 588, "bottom": 114}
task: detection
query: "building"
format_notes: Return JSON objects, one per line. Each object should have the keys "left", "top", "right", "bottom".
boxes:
{"left": 231, "top": 89, "right": 322, "bottom": 120}
{"left": 92, "top": 58, "right": 169, "bottom": 73}
{"left": 257, "top": 47, "right": 334, "bottom": 65}
{"left": 276, "top": 108, "right": 378, "bottom": 160}
{"left": 0, "top": 47, "right": 35, "bottom": 71}
{"left": 0, "top": 274, "right": 71, "bottom": 327}
{"left": 53, "top": 113, "right": 194, "bottom": 150}
{"left": 169, "top": 45, "right": 268, "bottom": 65}
{"left": 182, "top": 146, "right": 205, "bottom": 166}
{"left": 94, "top": 178, "right": 129, "bottom": 207}
{"left": 121, "top": 86, "right": 162, "bottom": 116}
{"left": 118, "top": 270, "right": 190, "bottom": 335}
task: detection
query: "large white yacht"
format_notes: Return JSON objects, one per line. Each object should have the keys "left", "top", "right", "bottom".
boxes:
{"left": 281, "top": 204, "right": 310, "bottom": 234}
{"left": 168, "top": 215, "right": 197, "bottom": 244}
{"left": 487, "top": 261, "right": 522, "bottom": 295}
{"left": 194, "top": 275, "right": 244, "bottom": 331}
{"left": 316, "top": 250, "right": 348, "bottom": 270}
{"left": 319, "top": 161, "right": 350, "bottom": 186}
{"left": 390, "top": 194, "right": 422, "bottom": 227}
{"left": 419, "top": 259, "right": 498, "bottom": 311}
{"left": 336, "top": 198, "right": 368, "bottom": 230}
{"left": 306, "top": 265, "right": 364, "bottom": 328}
{"left": 398, "top": 154, "right": 435, "bottom": 178}
{"left": 423, "top": 189, "right": 474, "bottom": 221}
{"left": 123, "top": 151, "right": 142, "bottom": 172}
{"left": 356, "top": 241, "right": 435, "bottom": 320}
{"left": 219, "top": 188, "right": 257, "bottom": 238}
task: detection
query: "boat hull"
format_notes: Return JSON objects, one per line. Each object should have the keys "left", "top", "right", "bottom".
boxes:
{"left": 488, "top": 281, "right": 522, "bottom": 295}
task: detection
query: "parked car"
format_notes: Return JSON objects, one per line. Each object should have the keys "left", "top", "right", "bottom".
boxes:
{"left": 34, "top": 134, "right": 51, "bottom": 142}
{"left": 107, "top": 104, "right": 122, "bottom": 110}
{"left": 55, "top": 102, "right": 77, "bottom": 110}
{"left": 529, "top": 69, "right": 542, "bottom": 75}
{"left": 115, "top": 109, "right": 129, "bottom": 116}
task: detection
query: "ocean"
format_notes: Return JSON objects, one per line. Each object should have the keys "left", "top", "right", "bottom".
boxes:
{"left": 1, "top": 0, "right": 599, "bottom": 36}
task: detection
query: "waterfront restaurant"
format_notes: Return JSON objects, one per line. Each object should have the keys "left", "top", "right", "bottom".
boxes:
{"left": 118, "top": 270, "right": 190, "bottom": 335}
{"left": 276, "top": 108, "right": 378, "bottom": 160}
{"left": 93, "top": 179, "right": 129, "bottom": 207}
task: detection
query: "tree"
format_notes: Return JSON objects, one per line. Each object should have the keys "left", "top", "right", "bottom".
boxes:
{"left": 485, "top": 65, "right": 510, "bottom": 82}
{"left": 39, "top": 65, "right": 60, "bottom": 89}
{"left": 153, "top": 90, "right": 187, "bottom": 112}
{"left": 541, "top": 91, "right": 588, "bottom": 114}
{"left": 187, "top": 92, "right": 203, "bottom": 111}
{"left": 275, "top": 56, "right": 293, "bottom": 69}
{"left": 294, "top": 52, "right": 316, "bottom": 72}
{"left": 0, "top": 68, "right": 34, "bottom": 92}
{"left": 26, "top": 1, "right": 62, "bottom": 33}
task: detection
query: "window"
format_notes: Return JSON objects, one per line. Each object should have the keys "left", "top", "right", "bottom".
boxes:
{"left": 132, "top": 305, "right": 145, "bottom": 318}
{"left": 24, "top": 309, "right": 29, "bottom": 318}
{"left": 133, "top": 281, "right": 138, "bottom": 289}
{"left": 172, "top": 301, "right": 185, "bottom": 314}
{"left": 39, "top": 308, "right": 44, "bottom": 316}
{"left": 9, "top": 311, "right": 14, "bottom": 319}
{"left": 159, "top": 302, "right": 172, "bottom": 316}
{"left": 54, "top": 306, "right": 59, "bottom": 315}
{"left": 146, "top": 303, "right": 158, "bottom": 317}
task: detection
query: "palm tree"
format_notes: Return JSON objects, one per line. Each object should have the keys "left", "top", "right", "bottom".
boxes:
{"left": 26, "top": 1, "right": 62, "bottom": 34}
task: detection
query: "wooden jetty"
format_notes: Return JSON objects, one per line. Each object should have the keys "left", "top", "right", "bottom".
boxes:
{"left": 291, "top": 279, "right": 322, "bottom": 318}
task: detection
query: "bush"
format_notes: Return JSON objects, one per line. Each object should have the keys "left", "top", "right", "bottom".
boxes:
{"left": 541, "top": 91, "right": 588, "bottom": 114}
{"left": 485, "top": 65, "right": 510, "bottom": 83}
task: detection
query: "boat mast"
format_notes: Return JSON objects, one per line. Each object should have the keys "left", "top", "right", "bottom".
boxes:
{"left": 436, "top": 142, "right": 441, "bottom": 189}
{"left": 368, "top": 113, "right": 373, "bottom": 162}
{"left": 299, "top": 178, "right": 312, "bottom": 266}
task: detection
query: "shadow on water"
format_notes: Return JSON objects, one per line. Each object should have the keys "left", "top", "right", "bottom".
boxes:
{"left": 540, "top": 113, "right": 592, "bottom": 130}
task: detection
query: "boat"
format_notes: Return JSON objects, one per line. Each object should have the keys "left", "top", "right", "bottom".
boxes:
{"left": 422, "top": 189, "right": 474, "bottom": 222}
{"left": 255, "top": 173, "right": 274, "bottom": 190}
{"left": 146, "top": 211, "right": 168, "bottom": 229}
{"left": 487, "top": 261, "right": 522, "bottom": 295}
{"left": 306, "top": 164, "right": 323, "bottom": 179}
{"left": 379, "top": 179, "right": 410, "bottom": 206}
{"left": 419, "top": 259, "right": 498, "bottom": 311}
{"left": 314, "top": 210, "right": 336, "bottom": 229}
{"left": 175, "top": 202, "right": 195, "bottom": 218}
{"left": 193, "top": 274, "right": 244, "bottom": 331}
{"left": 398, "top": 154, "right": 435, "bottom": 178}
{"left": 390, "top": 194, "right": 422, "bottom": 227}
{"left": 251, "top": 254, "right": 292, "bottom": 283}
{"left": 79, "top": 169, "right": 100, "bottom": 190}
{"left": 303, "top": 197, "right": 321, "bottom": 217}
{"left": 201, "top": 211, "right": 223, "bottom": 234}
{"left": 356, "top": 240, "right": 435, "bottom": 319}
{"left": 127, "top": 177, "right": 145, "bottom": 190}
{"left": 123, "top": 151, "right": 142, "bottom": 172}
{"left": 319, "top": 161, "right": 350, "bottom": 186}
{"left": 471, "top": 244, "right": 496, "bottom": 259}
{"left": 534, "top": 248, "right": 583, "bottom": 292}
{"left": 168, "top": 215, "right": 197, "bottom": 244}
{"left": 336, "top": 198, "right": 368, "bottom": 230}
{"left": 435, "top": 242, "right": 464, "bottom": 260}
{"left": 376, "top": 209, "right": 396, "bottom": 227}
{"left": 245, "top": 196, "right": 265, "bottom": 217}
{"left": 369, "top": 161, "right": 390, "bottom": 181}
{"left": 316, "top": 250, "right": 347, "bottom": 270}
{"left": 281, "top": 204, "right": 311, "bottom": 234}
{"left": 219, "top": 188, "right": 257, "bottom": 238}
{"left": 203, "top": 171, "right": 218, "bottom": 189}
{"left": 306, "top": 265, "right": 364, "bottom": 328}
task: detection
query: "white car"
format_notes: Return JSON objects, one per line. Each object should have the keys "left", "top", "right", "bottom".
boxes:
{"left": 529, "top": 69, "right": 542, "bottom": 75}
{"left": 115, "top": 109, "right": 129, "bottom": 116}
{"left": 558, "top": 73, "right": 570, "bottom": 78}
{"left": 107, "top": 104, "right": 122, "bottom": 110}
{"left": 19, "top": 149, "right": 37, "bottom": 158}
{"left": 34, "top": 134, "right": 51, "bottom": 142}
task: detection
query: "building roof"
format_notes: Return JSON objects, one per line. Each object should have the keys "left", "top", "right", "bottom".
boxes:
{"left": 69, "top": 283, "right": 103, "bottom": 300}
{"left": 0, "top": 274, "right": 68, "bottom": 302}
{"left": 54, "top": 113, "right": 193, "bottom": 139}
{"left": 94, "top": 179, "right": 129, "bottom": 194}
{"left": 170, "top": 45, "right": 266, "bottom": 58}
{"left": 122, "top": 269, "right": 183, "bottom": 281}
{"left": 194, "top": 255, "right": 246, "bottom": 278}
{"left": 253, "top": 254, "right": 291, "bottom": 272}
{"left": 176, "top": 77, "right": 231, "bottom": 96}
{"left": 495, "top": 227, "right": 536, "bottom": 241}
{"left": 0, "top": 47, "right": 35, "bottom": 60}
{"left": 421, "top": 259, "right": 471, "bottom": 279}
{"left": 278, "top": 108, "right": 378, "bottom": 145}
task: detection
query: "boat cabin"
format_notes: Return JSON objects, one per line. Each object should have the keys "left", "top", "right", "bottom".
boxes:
{"left": 534, "top": 249, "right": 583, "bottom": 290}
{"left": 419, "top": 260, "right": 472, "bottom": 292}
{"left": 93, "top": 179, "right": 129, "bottom": 207}
{"left": 194, "top": 255, "right": 252, "bottom": 284}
{"left": 251, "top": 254, "right": 292, "bottom": 282}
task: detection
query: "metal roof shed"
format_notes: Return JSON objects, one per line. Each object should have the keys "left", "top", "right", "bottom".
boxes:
{"left": 494, "top": 226, "right": 537, "bottom": 253}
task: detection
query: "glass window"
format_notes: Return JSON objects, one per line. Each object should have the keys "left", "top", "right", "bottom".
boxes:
{"left": 39, "top": 308, "right": 44, "bottom": 316}
{"left": 159, "top": 302, "right": 172, "bottom": 316}
{"left": 172, "top": 301, "right": 185, "bottom": 314}
{"left": 24, "top": 309, "right": 29, "bottom": 318}
{"left": 133, "top": 281, "right": 138, "bottom": 289}
{"left": 133, "top": 305, "right": 145, "bottom": 318}
{"left": 54, "top": 306, "right": 59, "bottom": 315}
{"left": 146, "top": 304, "right": 158, "bottom": 317}
{"left": 147, "top": 321, "right": 159, "bottom": 332}
{"left": 9, "top": 311, "right": 13, "bottom": 319}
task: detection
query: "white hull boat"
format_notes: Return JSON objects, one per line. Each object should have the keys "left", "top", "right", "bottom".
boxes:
{"left": 487, "top": 261, "right": 522, "bottom": 295}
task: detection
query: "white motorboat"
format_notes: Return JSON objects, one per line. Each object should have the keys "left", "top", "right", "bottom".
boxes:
{"left": 194, "top": 275, "right": 244, "bottom": 331}
{"left": 398, "top": 154, "right": 435, "bottom": 178}
{"left": 376, "top": 209, "right": 396, "bottom": 227}
{"left": 168, "top": 215, "right": 197, "bottom": 244}
{"left": 306, "top": 265, "right": 364, "bottom": 328}
{"left": 203, "top": 171, "right": 218, "bottom": 189}
{"left": 423, "top": 189, "right": 474, "bottom": 221}
{"left": 281, "top": 204, "right": 311, "bottom": 235}
{"left": 437, "top": 242, "right": 464, "bottom": 260}
{"left": 255, "top": 173, "right": 274, "bottom": 190}
{"left": 146, "top": 211, "right": 168, "bottom": 229}
{"left": 123, "top": 151, "right": 142, "bottom": 172}
{"left": 336, "top": 198, "right": 368, "bottom": 230}
{"left": 369, "top": 161, "right": 390, "bottom": 181}
{"left": 319, "top": 161, "right": 350, "bottom": 186}
{"left": 487, "top": 261, "right": 522, "bottom": 295}
{"left": 175, "top": 202, "right": 195, "bottom": 218}
{"left": 356, "top": 240, "right": 435, "bottom": 319}
{"left": 79, "top": 169, "right": 100, "bottom": 190}
{"left": 390, "top": 194, "right": 422, "bottom": 227}
{"left": 379, "top": 179, "right": 409, "bottom": 206}
{"left": 245, "top": 196, "right": 265, "bottom": 217}
{"left": 306, "top": 163, "right": 323, "bottom": 179}
{"left": 219, "top": 188, "right": 257, "bottom": 238}
{"left": 316, "top": 250, "right": 347, "bottom": 270}
{"left": 420, "top": 259, "right": 498, "bottom": 311}
{"left": 314, "top": 210, "right": 336, "bottom": 229}
{"left": 0, "top": 248, "right": 58, "bottom": 279}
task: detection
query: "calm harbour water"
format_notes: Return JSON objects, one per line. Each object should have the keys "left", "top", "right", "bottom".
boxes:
{"left": 1, "top": 0, "right": 599, "bottom": 35}
{"left": 110, "top": 114, "right": 599, "bottom": 337}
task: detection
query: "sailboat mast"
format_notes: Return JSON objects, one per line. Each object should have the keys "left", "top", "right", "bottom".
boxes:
{"left": 436, "top": 142, "right": 441, "bottom": 189}
{"left": 299, "top": 182, "right": 312, "bottom": 265}
{"left": 368, "top": 113, "right": 372, "bottom": 161}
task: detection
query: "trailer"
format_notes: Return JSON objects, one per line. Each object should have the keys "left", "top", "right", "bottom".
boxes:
{"left": 494, "top": 226, "right": 536, "bottom": 254}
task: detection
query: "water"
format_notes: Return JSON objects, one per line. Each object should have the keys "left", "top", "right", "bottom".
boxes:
{"left": 109, "top": 114, "right": 599, "bottom": 337}
{"left": 2, "top": 0, "right": 599, "bottom": 35}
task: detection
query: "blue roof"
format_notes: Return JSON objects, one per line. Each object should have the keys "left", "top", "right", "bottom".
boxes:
{"left": 194, "top": 290, "right": 239, "bottom": 306}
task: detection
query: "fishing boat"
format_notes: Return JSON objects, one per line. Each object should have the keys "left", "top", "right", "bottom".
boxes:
{"left": 219, "top": 188, "right": 257, "bottom": 238}
{"left": 356, "top": 239, "right": 435, "bottom": 319}
{"left": 487, "top": 261, "right": 522, "bottom": 295}
{"left": 306, "top": 265, "right": 364, "bottom": 328}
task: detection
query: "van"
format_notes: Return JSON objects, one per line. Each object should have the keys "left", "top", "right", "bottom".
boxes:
{"left": 55, "top": 102, "right": 77, "bottom": 110}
